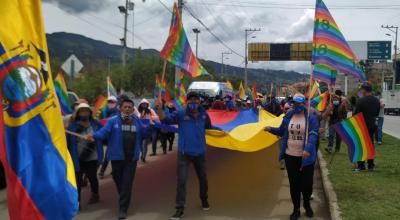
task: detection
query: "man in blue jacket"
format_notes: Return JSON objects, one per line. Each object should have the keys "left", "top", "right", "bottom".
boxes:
{"left": 87, "top": 98, "right": 151, "bottom": 219}
{"left": 155, "top": 91, "right": 212, "bottom": 220}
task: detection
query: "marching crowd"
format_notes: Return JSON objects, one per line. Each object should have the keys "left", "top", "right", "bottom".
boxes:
{"left": 63, "top": 83, "right": 382, "bottom": 220}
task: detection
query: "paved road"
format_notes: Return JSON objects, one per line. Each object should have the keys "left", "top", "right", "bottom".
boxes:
{"left": 383, "top": 115, "right": 400, "bottom": 139}
{"left": 0, "top": 144, "right": 330, "bottom": 220}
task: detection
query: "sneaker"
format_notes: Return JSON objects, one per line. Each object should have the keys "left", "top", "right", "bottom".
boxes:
{"left": 202, "top": 200, "right": 210, "bottom": 211}
{"left": 87, "top": 193, "right": 99, "bottom": 204}
{"left": 368, "top": 165, "right": 375, "bottom": 171}
{"left": 304, "top": 205, "right": 314, "bottom": 217}
{"left": 118, "top": 211, "right": 127, "bottom": 219}
{"left": 141, "top": 157, "right": 146, "bottom": 163}
{"left": 377, "top": 142, "right": 382, "bottom": 145}
{"left": 150, "top": 153, "right": 156, "bottom": 157}
{"left": 290, "top": 209, "right": 300, "bottom": 220}
{"left": 171, "top": 210, "right": 184, "bottom": 220}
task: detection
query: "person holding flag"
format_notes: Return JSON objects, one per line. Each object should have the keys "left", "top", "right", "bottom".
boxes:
{"left": 354, "top": 83, "right": 380, "bottom": 171}
{"left": 155, "top": 91, "right": 213, "bottom": 220}
{"left": 87, "top": 97, "right": 153, "bottom": 219}
{"left": 66, "top": 103, "right": 104, "bottom": 208}
{"left": 264, "top": 93, "right": 319, "bottom": 220}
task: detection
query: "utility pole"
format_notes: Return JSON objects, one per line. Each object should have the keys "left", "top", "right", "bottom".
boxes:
{"left": 245, "top": 28, "right": 261, "bottom": 88}
{"left": 382, "top": 25, "right": 398, "bottom": 91}
{"left": 221, "top": 52, "right": 231, "bottom": 75}
{"left": 193, "top": 28, "right": 201, "bottom": 57}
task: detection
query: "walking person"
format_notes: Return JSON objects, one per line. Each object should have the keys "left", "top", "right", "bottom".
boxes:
{"left": 375, "top": 91, "right": 385, "bottom": 145}
{"left": 265, "top": 93, "right": 319, "bottom": 220}
{"left": 87, "top": 97, "right": 152, "bottom": 219}
{"left": 354, "top": 84, "right": 380, "bottom": 171}
{"left": 67, "top": 103, "right": 103, "bottom": 208}
{"left": 166, "top": 102, "right": 177, "bottom": 151}
{"left": 325, "top": 90, "right": 347, "bottom": 153}
{"left": 155, "top": 92, "right": 212, "bottom": 220}
{"left": 138, "top": 99, "right": 159, "bottom": 162}
{"left": 99, "top": 96, "right": 119, "bottom": 178}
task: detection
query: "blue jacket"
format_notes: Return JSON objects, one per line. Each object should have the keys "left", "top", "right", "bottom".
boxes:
{"left": 67, "top": 120, "right": 104, "bottom": 172}
{"left": 269, "top": 110, "right": 319, "bottom": 167}
{"left": 163, "top": 107, "right": 212, "bottom": 156}
{"left": 93, "top": 114, "right": 152, "bottom": 161}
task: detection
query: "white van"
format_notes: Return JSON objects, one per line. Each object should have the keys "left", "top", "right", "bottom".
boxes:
{"left": 188, "top": 81, "right": 233, "bottom": 99}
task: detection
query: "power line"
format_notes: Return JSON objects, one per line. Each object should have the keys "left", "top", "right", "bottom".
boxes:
{"left": 183, "top": 5, "right": 244, "bottom": 58}
{"left": 189, "top": 2, "right": 400, "bottom": 10}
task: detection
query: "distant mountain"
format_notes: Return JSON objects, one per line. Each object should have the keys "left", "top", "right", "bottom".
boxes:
{"left": 46, "top": 32, "right": 307, "bottom": 86}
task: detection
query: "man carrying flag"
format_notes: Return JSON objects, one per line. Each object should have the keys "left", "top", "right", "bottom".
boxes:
{"left": 155, "top": 92, "right": 212, "bottom": 220}
{"left": 354, "top": 83, "right": 380, "bottom": 171}
{"left": 87, "top": 97, "right": 153, "bottom": 219}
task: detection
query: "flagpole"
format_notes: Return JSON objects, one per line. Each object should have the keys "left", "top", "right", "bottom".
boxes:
{"left": 107, "top": 76, "right": 110, "bottom": 98}
{"left": 159, "top": 60, "right": 168, "bottom": 98}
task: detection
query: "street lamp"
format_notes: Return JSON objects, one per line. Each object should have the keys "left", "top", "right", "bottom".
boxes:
{"left": 382, "top": 25, "right": 398, "bottom": 91}
{"left": 245, "top": 28, "right": 261, "bottom": 88}
{"left": 193, "top": 28, "right": 201, "bottom": 57}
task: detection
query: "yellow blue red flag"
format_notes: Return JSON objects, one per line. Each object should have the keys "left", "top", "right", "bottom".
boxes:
{"left": 0, "top": 1, "right": 78, "bottom": 219}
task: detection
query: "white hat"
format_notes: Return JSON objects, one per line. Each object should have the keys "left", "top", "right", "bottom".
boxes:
{"left": 75, "top": 103, "right": 92, "bottom": 112}
{"left": 107, "top": 96, "right": 117, "bottom": 102}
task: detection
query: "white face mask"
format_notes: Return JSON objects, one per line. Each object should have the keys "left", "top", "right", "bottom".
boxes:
{"left": 333, "top": 100, "right": 340, "bottom": 105}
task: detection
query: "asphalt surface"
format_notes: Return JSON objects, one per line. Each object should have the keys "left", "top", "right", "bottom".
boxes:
{"left": 0, "top": 143, "right": 330, "bottom": 220}
{"left": 383, "top": 115, "right": 400, "bottom": 139}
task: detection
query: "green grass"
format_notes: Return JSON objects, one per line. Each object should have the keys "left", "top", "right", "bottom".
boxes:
{"left": 320, "top": 134, "right": 400, "bottom": 220}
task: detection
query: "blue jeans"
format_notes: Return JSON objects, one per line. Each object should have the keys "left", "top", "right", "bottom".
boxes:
{"left": 375, "top": 117, "right": 384, "bottom": 143}
{"left": 328, "top": 126, "right": 342, "bottom": 151}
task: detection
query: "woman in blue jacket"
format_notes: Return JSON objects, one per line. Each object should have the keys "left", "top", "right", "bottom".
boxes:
{"left": 265, "top": 93, "right": 319, "bottom": 220}
{"left": 67, "top": 103, "right": 103, "bottom": 207}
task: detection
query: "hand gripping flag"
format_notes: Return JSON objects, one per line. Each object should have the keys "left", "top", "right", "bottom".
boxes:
{"left": 0, "top": 1, "right": 78, "bottom": 219}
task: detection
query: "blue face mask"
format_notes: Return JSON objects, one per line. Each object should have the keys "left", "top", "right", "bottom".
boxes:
{"left": 79, "top": 115, "right": 90, "bottom": 121}
{"left": 293, "top": 105, "right": 305, "bottom": 113}
{"left": 188, "top": 103, "right": 199, "bottom": 111}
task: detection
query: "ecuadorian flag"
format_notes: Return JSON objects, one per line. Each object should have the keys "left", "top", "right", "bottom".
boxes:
{"left": 0, "top": 1, "right": 78, "bottom": 219}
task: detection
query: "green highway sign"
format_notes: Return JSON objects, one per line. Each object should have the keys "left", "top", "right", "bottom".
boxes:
{"left": 367, "top": 41, "right": 392, "bottom": 60}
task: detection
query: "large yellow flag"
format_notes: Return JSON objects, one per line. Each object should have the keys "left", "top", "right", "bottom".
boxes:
{"left": 0, "top": 1, "right": 78, "bottom": 219}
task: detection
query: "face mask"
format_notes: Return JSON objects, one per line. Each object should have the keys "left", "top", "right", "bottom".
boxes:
{"left": 79, "top": 115, "right": 90, "bottom": 122}
{"left": 121, "top": 113, "right": 131, "bottom": 121}
{"left": 293, "top": 105, "right": 305, "bottom": 113}
{"left": 188, "top": 103, "right": 199, "bottom": 111}
{"left": 333, "top": 100, "right": 340, "bottom": 105}
{"left": 108, "top": 103, "right": 117, "bottom": 109}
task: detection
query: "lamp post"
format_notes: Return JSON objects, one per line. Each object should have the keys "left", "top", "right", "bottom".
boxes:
{"left": 245, "top": 28, "right": 261, "bottom": 88}
{"left": 193, "top": 28, "right": 201, "bottom": 57}
{"left": 382, "top": 25, "right": 398, "bottom": 91}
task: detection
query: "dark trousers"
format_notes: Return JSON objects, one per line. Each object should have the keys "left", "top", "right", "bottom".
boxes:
{"left": 167, "top": 132, "right": 175, "bottom": 150}
{"left": 357, "top": 126, "right": 376, "bottom": 169}
{"left": 100, "top": 158, "right": 109, "bottom": 172}
{"left": 142, "top": 137, "right": 150, "bottom": 160}
{"left": 176, "top": 153, "right": 208, "bottom": 210}
{"left": 76, "top": 160, "right": 99, "bottom": 203}
{"left": 285, "top": 154, "right": 314, "bottom": 210}
{"left": 159, "top": 132, "right": 168, "bottom": 153}
{"left": 328, "top": 126, "right": 342, "bottom": 151}
{"left": 151, "top": 129, "right": 159, "bottom": 154}
{"left": 111, "top": 160, "right": 138, "bottom": 213}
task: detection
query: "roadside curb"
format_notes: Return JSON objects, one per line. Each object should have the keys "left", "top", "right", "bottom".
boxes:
{"left": 317, "top": 151, "right": 342, "bottom": 220}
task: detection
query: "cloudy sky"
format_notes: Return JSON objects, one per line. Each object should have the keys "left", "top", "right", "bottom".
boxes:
{"left": 42, "top": 0, "right": 400, "bottom": 73}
